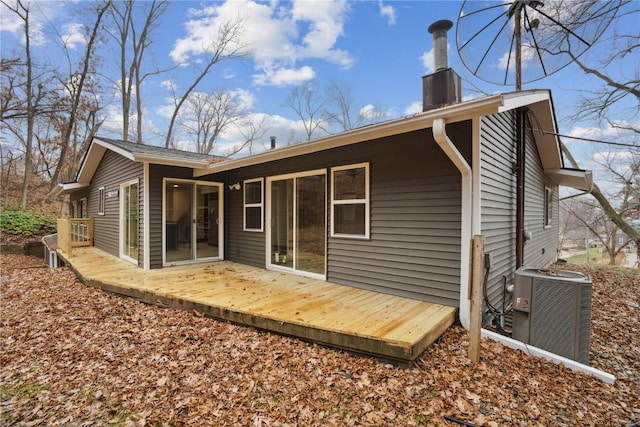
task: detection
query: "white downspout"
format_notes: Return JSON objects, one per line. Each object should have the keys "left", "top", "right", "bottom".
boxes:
{"left": 432, "top": 118, "right": 473, "bottom": 328}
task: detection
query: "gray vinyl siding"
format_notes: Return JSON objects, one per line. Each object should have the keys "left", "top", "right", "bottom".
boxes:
{"left": 480, "top": 111, "right": 559, "bottom": 318}
{"left": 88, "top": 150, "right": 143, "bottom": 261}
{"left": 217, "top": 122, "right": 471, "bottom": 307}
{"left": 522, "top": 122, "right": 560, "bottom": 267}
{"left": 225, "top": 174, "right": 264, "bottom": 267}
{"left": 480, "top": 112, "right": 517, "bottom": 315}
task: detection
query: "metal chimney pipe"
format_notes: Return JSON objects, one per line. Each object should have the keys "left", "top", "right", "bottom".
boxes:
{"left": 428, "top": 19, "right": 453, "bottom": 72}
{"left": 270, "top": 136, "right": 276, "bottom": 150}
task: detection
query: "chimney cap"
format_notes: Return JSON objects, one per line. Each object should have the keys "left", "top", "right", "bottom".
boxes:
{"left": 428, "top": 19, "right": 453, "bottom": 34}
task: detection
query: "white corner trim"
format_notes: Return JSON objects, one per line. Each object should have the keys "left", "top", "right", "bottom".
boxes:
{"left": 481, "top": 329, "right": 615, "bottom": 384}
{"left": 143, "top": 162, "right": 150, "bottom": 270}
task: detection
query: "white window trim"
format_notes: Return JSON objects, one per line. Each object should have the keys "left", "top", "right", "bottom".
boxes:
{"left": 330, "top": 162, "right": 370, "bottom": 239}
{"left": 98, "top": 186, "right": 105, "bottom": 216}
{"left": 265, "top": 169, "right": 327, "bottom": 280}
{"left": 120, "top": 179, "right": 140, "bottom": 265}
{"left": 243, "top": 178, "right": 264, "bottom": 232}
{"left": 544, "top": 186, "right": 553, "bottom": 229}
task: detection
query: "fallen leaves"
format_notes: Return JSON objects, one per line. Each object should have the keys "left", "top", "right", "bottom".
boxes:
{"left": 1, "top": 254, "right": 639, "bottom": 426}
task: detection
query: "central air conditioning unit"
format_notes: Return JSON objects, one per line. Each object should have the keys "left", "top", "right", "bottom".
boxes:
{"left": 512, "top": 267, "right": 592, "bottom": 364}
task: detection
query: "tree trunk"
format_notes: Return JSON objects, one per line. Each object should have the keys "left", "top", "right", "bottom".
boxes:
{"left": 561, "top": 141, "right": 640, "bottom": 267}
{"left": 49, "top": 1, "right": 110, "bottom": 189}
{"left": 19, "top": 1, "right": 33, "bottom": 207}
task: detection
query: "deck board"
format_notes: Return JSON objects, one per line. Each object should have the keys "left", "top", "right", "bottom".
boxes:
{"left": 57, "top": 247, "right": 456, "bottom": 363}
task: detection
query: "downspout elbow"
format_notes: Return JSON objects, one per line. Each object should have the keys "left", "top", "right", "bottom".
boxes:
{"left": 432, "top": 118, "right": 471, "bottom": 177}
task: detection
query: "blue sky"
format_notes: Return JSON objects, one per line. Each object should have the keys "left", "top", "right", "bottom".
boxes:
{"left": 1, "top": 0, "right": 637, "bottom": 177}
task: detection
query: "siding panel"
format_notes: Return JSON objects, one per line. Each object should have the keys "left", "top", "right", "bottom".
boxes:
{"left": 208, "top": 122, "right": 472, "bottom": 307}
{"left": 82, "top": 150, "right": 143, "bottom": 262}
{"left": 480, "top": 111, "right": 559, "bottom": 322}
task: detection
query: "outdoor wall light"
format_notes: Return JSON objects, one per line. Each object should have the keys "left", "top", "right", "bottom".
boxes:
{"left": 229, "top": 182, "right": 241, "bottom": 191}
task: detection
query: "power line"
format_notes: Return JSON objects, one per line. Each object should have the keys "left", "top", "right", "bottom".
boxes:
{"left": 547, "top": 131, "right": 638, "bottom": 148}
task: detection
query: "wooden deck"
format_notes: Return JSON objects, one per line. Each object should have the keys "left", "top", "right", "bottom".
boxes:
{"left": 56, "top": 247, "right": 456, "bottom": 364}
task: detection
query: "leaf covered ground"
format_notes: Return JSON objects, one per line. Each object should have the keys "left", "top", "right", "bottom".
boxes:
{"left": 1, "top": 255, "right": 639, "bottom": 426}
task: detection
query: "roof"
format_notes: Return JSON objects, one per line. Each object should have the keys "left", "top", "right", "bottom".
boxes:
{"left": 191, "top": 89, "right": 591, "bottom": 191}
{"left": 50, "top": 90, "right": 591, "bottom": 198}
{"left": 49, "top": 137, "right": 223, "bottom": 197}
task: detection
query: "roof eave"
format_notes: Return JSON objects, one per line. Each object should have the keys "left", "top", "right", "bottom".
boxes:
{"left": 546, "top": 168, "right": 593, "bottom": 192}
{"left": 195, "top": 94, "right": 506, "bottom": 177}
{"left": 133, "top": 154, "right": 211, "bottom": 169}
{"left": 47, "top": 182, "right": 90, "bottom": 199}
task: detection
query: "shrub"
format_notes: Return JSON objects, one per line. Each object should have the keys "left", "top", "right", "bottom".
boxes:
{"left": 0, "top": 206, "right": 57, "bottom": 236}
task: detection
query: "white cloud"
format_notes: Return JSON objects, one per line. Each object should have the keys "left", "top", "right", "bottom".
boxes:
{"left": 170, "top": 0, "right": 354, "bottom": 87}
{"left": 253, "top": 65, "right": 315, "bottom": 87}
{"left": 223, "top": 68, "right": 236, "bottom": 79}
{"left": 404, "top": 101, "right": 422, "bottom": 116}
{"left": 231, "top": 88, "right": 256, "bottom": 110}
{"left": 568, "top": 121, "right": 639, "bottom": 141}
{"left": 156, "top": 99, "right": 176, "bottom": 120}
{"left": 0, "top": 1, "right": 56, "bottom": 46}
{"left": 99, "top": 104, "right": 160, "bottom": 143}
{"left": 210, "top": 112, "right": 310, "bottom": 157}
{"left": 160, "top": 80, "right": 175, "bottom": 91}
{"left": 420, "top": 48, "right": 435, "bottom": 74}
{"left": 60, "top": 22, "right": 85, "bottom": 50}
{"left": 379, "top": 2, "right": 396, "bottom": 26}
{"left": 359, "top": 104, "right": 376, "bottom": 119}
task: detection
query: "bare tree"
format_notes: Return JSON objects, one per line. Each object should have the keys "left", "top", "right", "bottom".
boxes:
{"left": 48, "top": 0, "right": 111, "bottom": 190}
{"left": 563, "top": 197, "right": 628, "bottom": 266}
{"left": 179, "top": 90, "right": 243, "bottom": 155}
{"left": 325, "top": 80, "right": 387, "bottom": 131}
{"left": 284, "top": 81, "right": 330, "bottom": 141}
{"left": 1, "top": 1, "right": 39, "bottom": 206}
{"left": 164, "top": 18, "right": 248, "bottom": 148}
{"left": 106, "top": 0, "right": 169, "bottom": 144}
{"left": 543, "top": 1, "right": 640, "bottom": 264}
{"left": 561, "top": 143, "right": 640, "bottom": 265}
{"left": 565, "top": 5, "right": 640, "bottom": 134}
{"left": 226, "top": 114, "right": 270, "bottom": 157}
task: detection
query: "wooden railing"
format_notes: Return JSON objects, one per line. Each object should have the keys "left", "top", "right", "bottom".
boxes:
{"left": 57, "top": 216, "right": 93, "bottom": 256}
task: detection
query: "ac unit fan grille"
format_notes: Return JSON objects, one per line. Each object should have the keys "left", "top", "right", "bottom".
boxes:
{"left": 530, "top": 278, "right": 578, "bottom": 360}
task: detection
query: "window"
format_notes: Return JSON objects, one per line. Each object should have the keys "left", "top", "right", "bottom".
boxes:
{"left": 544, "top": 186, "right": 553, "bottom": 228}
{"left": 331, "top": 163, "right": 369, "bottom": 238}
{"left": 98, "top": 187, "right": 105, "bottom": 215}
{"left": 244, "top": 178, "right": 263, "bottom": 231}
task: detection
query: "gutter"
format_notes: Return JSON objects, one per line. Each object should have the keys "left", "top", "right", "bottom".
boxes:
{"left": 195, "top": 95, "right": 505, "bottom": 177}
{"left": 432, "top": 118, "right": 473, "bottom": 328}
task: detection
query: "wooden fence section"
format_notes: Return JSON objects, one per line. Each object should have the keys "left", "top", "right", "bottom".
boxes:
{"left": 57, "top": 216, "right": 94, "bottom": 256}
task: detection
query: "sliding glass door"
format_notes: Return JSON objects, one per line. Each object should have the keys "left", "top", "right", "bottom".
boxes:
{"left": 268, "top": 170, "right": 326, "bottom": 278}
{"left": 120, "top": 179, "right": 139, "bottom": 264}
{"left": 164, "top": 180, "right": 222, "bottom": 264}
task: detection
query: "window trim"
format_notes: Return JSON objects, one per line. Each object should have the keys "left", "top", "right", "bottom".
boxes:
{"left": 544, "top": 186, "right": 553, "bottom": 229}
{"left": 330, "top": 162, "right": 370, "bottom": 239}
{"left": 98, "top": 186, "right": 106, "bottom": 216}
{"left": 243, "top": 178, "right": 264, "bottom": 232}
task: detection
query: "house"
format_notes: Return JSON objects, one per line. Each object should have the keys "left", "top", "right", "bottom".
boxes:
{"left": 50, "top": 81, "right": 592, "bottom": 331}
{"left": 50, "top": 21, "right": 592, "bottom": 332}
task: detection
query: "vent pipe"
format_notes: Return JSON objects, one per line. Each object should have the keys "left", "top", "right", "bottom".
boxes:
{"left": 422, "top": 19, "right": 461, "bottom": 112}
{"left": 270, "top": 136, "right": 276, "bottom": 150}
{"left": 429, "top": 19, "right": 452, "bottom": 72}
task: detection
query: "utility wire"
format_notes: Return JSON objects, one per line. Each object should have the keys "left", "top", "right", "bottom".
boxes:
{"left": 541, "top": 131, "right": 638, "bottom": 148}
